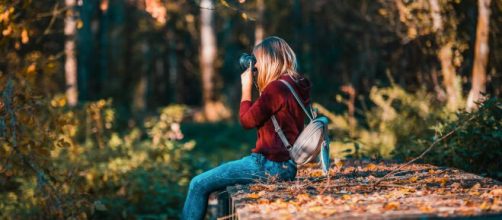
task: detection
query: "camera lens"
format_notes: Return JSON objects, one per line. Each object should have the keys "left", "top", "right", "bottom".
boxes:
{"left": 239, "top": 53, "right": 256, "bottom": 71}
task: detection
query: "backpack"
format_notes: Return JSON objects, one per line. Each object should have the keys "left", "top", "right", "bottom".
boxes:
{"left": 271, "top": 79, "right": 331, "bottom": 175}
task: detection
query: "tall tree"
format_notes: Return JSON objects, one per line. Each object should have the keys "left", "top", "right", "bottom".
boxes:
{"left": 167, "top": 24, "right": 180, "bottom": 103}
{"left": 466, "top": 0, "right": 491, "bottom": 111}
{"left": 132, "top": 42, "right": 150, "bottom": 113}
{"left": 437, "top": 42, "right": 461, "bottom": 110}
{"left": 98, "top": 0, "right": 110, "bottom": 94}
{"left": 200, "top": 0, "right": 230, "bottom": 121}
{"left": 429, "top": 0, "right": 462, "bottom": 111}
{"left": 65, "top": 0, "right": 78, "bottom": 106}
{"left": 77, "top": 0, "right": 97, "bottom": 101}
{"left": 254, "top": 0, "right": 265, "bottom": 45}
{"left": 396, "top": 0, "right": 462, "bottom": 110}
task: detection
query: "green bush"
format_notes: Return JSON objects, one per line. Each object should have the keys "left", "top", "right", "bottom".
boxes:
{"left": 394, "top": 97, "right": 502, "bottom": 180}
{"left": 64, "top": 104, "right": 208, "bottom": 219}
{"left": 182, "top": 122, "right": 256, "bottom": 167}
{"left": 325, "top": 85, "right": 455, "bottom": 159}
{"left": 1, "top": 101, "right": 210, "bottom": 219}
{"left": 326, "top": 85, "right": 501, "bottom": 180}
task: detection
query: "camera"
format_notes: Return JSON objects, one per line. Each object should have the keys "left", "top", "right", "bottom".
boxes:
{"left": 239, "top": 53, "right": 257, "bottom": 74}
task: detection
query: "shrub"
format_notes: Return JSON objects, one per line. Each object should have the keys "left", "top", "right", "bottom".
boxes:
{"left": 396, "top": 97, "right": 502, "bottom": 180}
{"left": 322, "top": 85, "right": 455, "bottom": 159}
{"left": 1, "top": 100, "right": 209, "bottom": 219}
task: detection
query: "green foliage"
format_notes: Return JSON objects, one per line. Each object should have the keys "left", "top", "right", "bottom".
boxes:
{"left": 60, "top": 104, "right": 208, "bottom": 219}
{"left": 1, "top": 100, "right": 209, "bottom": 219}
{"left": 365, "top": 85, "right": 454, "bottom": 158}
{"left": 394, "top": 97, "right": 502, "bottom": 180}
{"left": 327, "top": 85, "right": 501, "bottom": 180}
{"left": 328, "top": 84, "right": 454, "bottom": 159}
{"left": 2, "top": 0, "right": 502, "bottom": 218}
{"left": 182, "top": 122, "right": 256, "bottom": 167}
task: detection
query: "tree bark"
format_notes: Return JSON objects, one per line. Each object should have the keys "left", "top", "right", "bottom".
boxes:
{"left": 132, "top": 42, "right": 150, "bottom": 113}
{"left": 98, "top": 0, "right": 110, "bottom": 94}
{"left": 167, "top": 26, "right": 180, "bottom": 103}
{"left": 254, "top": 0, "right": 265, "bottom": 45}
{"left": 428, "top": 0, "right": 442, "bottom": 32}
{"left": 438, "top": 43, "right": 461, "bottom": 110}
{"left": 77, "top": 0, "right": 96, "bottom": 102}
{"left": 466, "top": 0, "right": 491, "bottom": 111}
{"left": 65, "top": 0, "right": 78, "bottom": 107}
{"left": 199, "top": 0, "right": 230, "bottom": 121}
{"left": 428, "top": 0, "right": 461, "bottom": 110}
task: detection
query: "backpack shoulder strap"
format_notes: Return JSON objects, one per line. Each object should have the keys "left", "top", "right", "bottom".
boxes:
{"left": 271, "top": 115, "right": 292, "bottom": 150}
{"left": 279, "top": 79, "right": 314, "bottom": 121}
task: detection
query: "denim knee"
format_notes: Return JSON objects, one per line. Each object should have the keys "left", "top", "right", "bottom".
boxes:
{"left": 188, "top": 174, "right": 205, "bottom": 192}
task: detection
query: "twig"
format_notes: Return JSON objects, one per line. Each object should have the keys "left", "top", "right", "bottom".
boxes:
{"left": 319, "top": 171, "right": 331, "bottom": 194}
{"left": 217, "top": 213, "right": 236, "bottom": 220}
{"left": 372, "top": 114, "right": 478, "bottom": 188}
{"left": 43, "top": 3, "right": 60, "bottom": 35}
{"left": 36, "top": 6, "right": 70, "bottom": 18}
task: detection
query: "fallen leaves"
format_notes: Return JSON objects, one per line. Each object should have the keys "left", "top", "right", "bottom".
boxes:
{"left": 451, "top": 182, "right": 462, "bottom": 190}
{"left": 469, "top": 183, "right": 482, "bottom": 196}
{"left": 408, "top": 176, "right": 418, "bottom": 183}
{"left": 383, "top": 201, "right": 400, "bottom": 210}
{"left": 309, "top": 170, "right": 324, "bottom": 178}
{"left": 249, "top": 184, "right": 276, "bottom": 192}
{"left": 247, "top": 193, "right": 260, "bottom": 199}
{"left": 296, "top": 193, "right": 311, "bottom": 202}
{"left": 490, "top": 188, "right": 502, "bottom": 197}
{"left": 233, "top": 160, "right": 502, "bottom": 219}
{"left": 341, "top": 194, "right": 351, "bottom": 200}
{"left": 366, "top": 163, "right": 378, "bottom": 171}
{"left": 418, "top": 203, "right": 434, "bottom": 212}
{"left": 247, "top": 191, "right": 266, "bottom": 199}
{"left": 437, "top": 177, "right": 448, "bottom": 187}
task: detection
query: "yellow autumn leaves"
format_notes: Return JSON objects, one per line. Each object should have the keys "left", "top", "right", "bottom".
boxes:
{"left": 21, "top": 29, "right": 28, "bottom": 43}
{"left": 0, "top": 6, "right": 13, "bottom": 21}
{"left": 2, "top": 7, "right": 30, "bottom": 44}
{"left": 51, "top": 95, "right": 67, "bottom": 108}
{"left": 236, "top": 161, "right": 502, "bottom": 219}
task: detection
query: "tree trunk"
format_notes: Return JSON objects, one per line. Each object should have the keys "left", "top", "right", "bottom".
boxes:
{"left": 132, "top": 42, "right": 150, "bottom": 113}
{"left": 167, "top": 26, "right": 180, "bottom": 103}
{"left": 98, "top": 0, "right": 109, "bottom": 95}
{"left": 77, "top": 0, "right": 96, "bottom": 101}
{"left": 200, "top": 0, "right": 230, "bottom": 121}
{"left": 466, "top": 0, "right": 491, "bottom": 111}
{"left": 438, "top": 43, "right": 461, "bottom": 110}
{"left": 254, "top": 0, "right": 265, "bottom": 45}
{"left": 428, "top": 0, "right": 461, "bottom": 110}
{"left": 65, "top": 0, "right": 78, "bottom": 107}
{"left": 428, "top": 0, "right": 442, "bottom": 31}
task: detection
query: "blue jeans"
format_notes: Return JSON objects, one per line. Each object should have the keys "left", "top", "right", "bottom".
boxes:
{"left": 181, "top": 153, "right": 297, "bottom": 220}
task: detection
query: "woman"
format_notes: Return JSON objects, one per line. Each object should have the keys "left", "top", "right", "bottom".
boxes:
{"left": 182, "top": 36, "right": 311, "bottom": 220}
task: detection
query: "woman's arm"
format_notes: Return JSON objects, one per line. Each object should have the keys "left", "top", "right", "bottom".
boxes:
{"left": 240, "top": 67, "right": 253, "bottom": 102}
{"left": 239, "top": 78, "right": 285, "bottom": 129}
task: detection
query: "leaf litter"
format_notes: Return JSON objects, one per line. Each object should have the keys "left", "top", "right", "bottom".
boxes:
{"left": 228, "top": 160, "right": 502, "bottom": 219}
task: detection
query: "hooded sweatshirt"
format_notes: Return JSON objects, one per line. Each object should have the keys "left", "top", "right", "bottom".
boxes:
{"left": 239, "top": 74, "right": 312, "bottom": 162}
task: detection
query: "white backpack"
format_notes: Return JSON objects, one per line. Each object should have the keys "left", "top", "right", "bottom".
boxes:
{"left": 271, "top": 79, "right": 331, "bottom": 175}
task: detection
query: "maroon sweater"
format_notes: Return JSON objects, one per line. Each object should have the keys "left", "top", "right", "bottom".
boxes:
{"left": 239, "top": 74, "right": 312, "bottom": 162}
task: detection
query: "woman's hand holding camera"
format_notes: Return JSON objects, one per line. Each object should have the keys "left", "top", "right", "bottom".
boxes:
{"left": 240, "top": 66, "right": 253, "bottom": 102}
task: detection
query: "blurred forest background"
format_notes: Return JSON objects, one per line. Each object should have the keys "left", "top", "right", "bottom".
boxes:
{"left": 0, "top": 0, "right": 501, "bottom": 219}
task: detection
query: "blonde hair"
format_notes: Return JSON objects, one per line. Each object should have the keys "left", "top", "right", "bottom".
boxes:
{"left": 253, "top": 36, "right": 300, "bottom": 92}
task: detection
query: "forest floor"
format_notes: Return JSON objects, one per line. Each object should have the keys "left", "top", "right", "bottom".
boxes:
{"left": 223, "top": 159, "right": 502, "bottom": 219}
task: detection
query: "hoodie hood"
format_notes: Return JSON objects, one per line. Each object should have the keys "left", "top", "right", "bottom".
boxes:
{"left": 279, "top": 74, "right": 312, "bottom": 104}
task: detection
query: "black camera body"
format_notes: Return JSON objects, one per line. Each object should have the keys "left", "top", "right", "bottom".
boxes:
{"left": 239, "top": 53, "right": 257, "bottom": 74}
